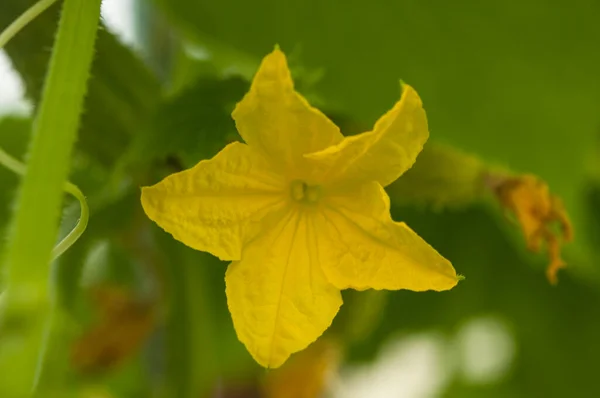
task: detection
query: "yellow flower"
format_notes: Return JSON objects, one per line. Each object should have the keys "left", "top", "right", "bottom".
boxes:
{"left": 141, "top": 48, "right": 460, "bottom": 368}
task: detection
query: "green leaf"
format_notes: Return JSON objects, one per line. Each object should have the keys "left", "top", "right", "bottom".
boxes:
{"left": 132, "top": 75, "right": 248, "bottom": 170}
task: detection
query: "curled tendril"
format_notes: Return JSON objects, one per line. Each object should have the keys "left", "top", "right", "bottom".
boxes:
{"left": 0, "top": 147, "right": 89, "bottom": 260}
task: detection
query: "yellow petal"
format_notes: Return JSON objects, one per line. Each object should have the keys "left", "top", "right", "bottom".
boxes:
{"left": 232, "top": 47, "right": 343, "bottom": 177}
{"left": 141, "top": 142, "right": 286, "bottom": 261}
{"left": 306, "top": 84, "right": 429, "bottom": 187}
{"left": 226, "top": 208, "right": 342, "bottom": 368}
{"left": 316, "top": 182, "right": 459, "bottom": 291}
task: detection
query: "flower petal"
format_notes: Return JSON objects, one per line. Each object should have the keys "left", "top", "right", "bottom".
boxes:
{"left": 316, "top": 182, "right": 459, "bottom": 291}
{"left": 226, "top": 208, "right": 342, "bottom": 368}
{"left": 141, "top": 142, "right": 286, "bottom": 261}
{"left": 232, "top": 47, "right": 343, "bottom": 177}
{"left": 306, "top": 84, "right": 428, "bottom": 187}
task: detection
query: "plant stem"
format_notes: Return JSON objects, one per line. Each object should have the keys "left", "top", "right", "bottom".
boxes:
{"left": 0, "top": 0, "right": 59, "bottom": 49}
{"left": 0, "top": 0, "right": 101, "bottom": 395}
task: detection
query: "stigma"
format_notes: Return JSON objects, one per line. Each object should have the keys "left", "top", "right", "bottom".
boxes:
{"left": 290, "top": 180, "right": 322, "bottom": 204}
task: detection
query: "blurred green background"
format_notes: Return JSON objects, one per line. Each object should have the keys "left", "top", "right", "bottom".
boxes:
{"left": 1, "top": 0, "right": 599, "bottom": 397}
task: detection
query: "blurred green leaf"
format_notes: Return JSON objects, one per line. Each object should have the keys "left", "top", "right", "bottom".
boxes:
{"left": 335, "top": 289, "right": 389, "bottom": 344}
{"left": 132, "top": 75, "right": 247, "bottom": 169}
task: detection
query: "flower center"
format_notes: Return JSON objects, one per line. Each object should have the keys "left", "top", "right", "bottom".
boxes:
{"left": 290, "top": 180, "right": 322, "bottom": 204}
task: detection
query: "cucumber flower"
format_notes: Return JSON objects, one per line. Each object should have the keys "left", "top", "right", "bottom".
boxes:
{"left": 141, "top": 48, "right": 460, "bottom": 368}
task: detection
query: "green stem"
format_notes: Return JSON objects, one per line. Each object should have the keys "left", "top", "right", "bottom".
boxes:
{"left": 0, "top": 0, "right": 101, "bottom": 395}
{"left": 0, "top": 146, "right": 26, "bottom": 174}
{"left": 0, "top": 0, "right": 59, "bottom": 49}
{"left": 0, "top": 0, "right": 91, "bottom": 263}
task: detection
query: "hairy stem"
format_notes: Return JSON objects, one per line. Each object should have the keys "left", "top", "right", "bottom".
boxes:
{"left": 0, "top": 0, "right": 101, "bottom": 395}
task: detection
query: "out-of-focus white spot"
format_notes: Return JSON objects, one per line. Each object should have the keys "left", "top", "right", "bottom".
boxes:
{"left": 454, "top": 316, "right": 516, "bottom": 385}
{"left": 331, "top": 333, "right": 452, "bottom": 398}
{"left": 0, "top": 51, "right": 31, "bottom": 116}
{"left": 184, "top": 43, "right": 211, "bottom": 61}
{"left": 101, "top": 0, "right": 137, "bottom": 47}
